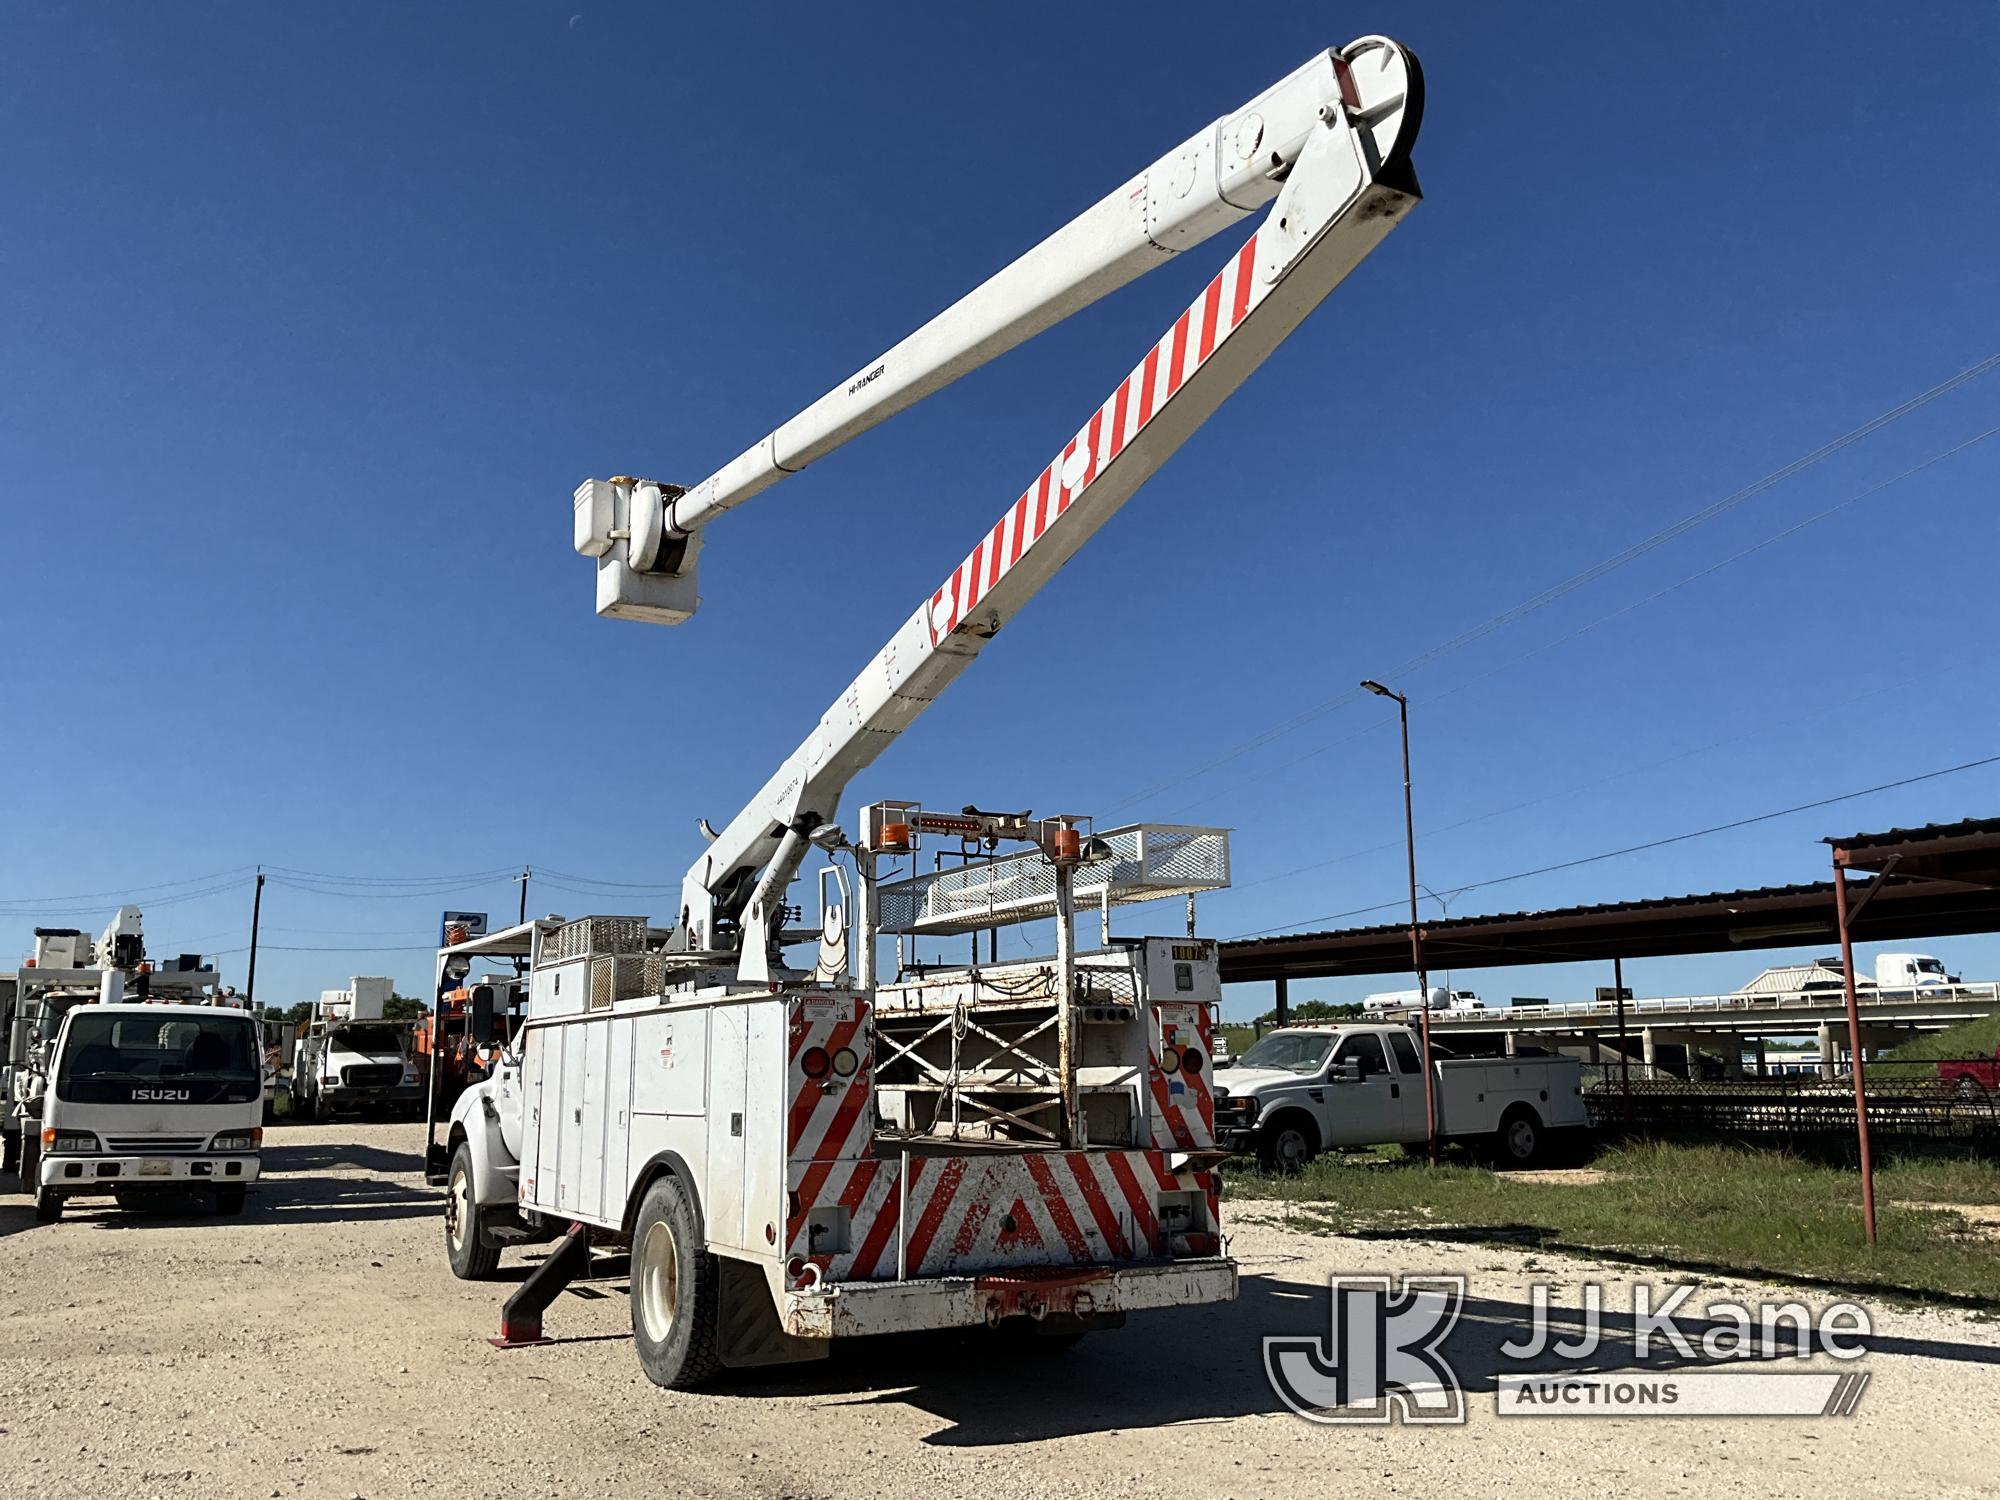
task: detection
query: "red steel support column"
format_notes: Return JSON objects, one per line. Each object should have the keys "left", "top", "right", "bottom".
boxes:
{"left": 1831, "top": 858, "right": 1878, "bottom": 1246}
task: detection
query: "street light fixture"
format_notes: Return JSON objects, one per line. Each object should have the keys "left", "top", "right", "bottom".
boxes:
{"left": 1361, "top": 679, "right": 1438, "bottom": 1165}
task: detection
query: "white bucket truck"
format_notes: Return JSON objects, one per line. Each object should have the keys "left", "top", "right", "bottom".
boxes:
{"left": 9, "top": 907, "right": 262, "bottom": 1221}
{"left": 435, "top": 33, "right": 1427, "bottom": 1390}
{"left": 294, "top": 977, "right": 423, "bottom": 1120}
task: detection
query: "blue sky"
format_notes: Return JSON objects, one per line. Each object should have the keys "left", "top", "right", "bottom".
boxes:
{"left": 3, "top": 4, "right": 1996, "bottom": 1017}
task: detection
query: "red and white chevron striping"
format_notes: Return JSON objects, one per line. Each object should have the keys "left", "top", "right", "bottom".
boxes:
{"left": 926, "top": 232, "right": 1264, "bottom": 644}
{"left": 785, "top": 1149, "right": 1218, "bottom": 1285}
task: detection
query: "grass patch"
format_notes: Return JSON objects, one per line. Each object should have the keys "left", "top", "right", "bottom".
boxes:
{"left": 1229, "top": 1139, "right": 2000, "bottom": 1303}
{"left": 1883, "top": 1007, "right": 2000, "bottom": 1063}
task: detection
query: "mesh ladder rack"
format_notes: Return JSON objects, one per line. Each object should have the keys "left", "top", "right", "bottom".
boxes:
{"left": 875, "top": 824, "right": 1229, "bottom": 936}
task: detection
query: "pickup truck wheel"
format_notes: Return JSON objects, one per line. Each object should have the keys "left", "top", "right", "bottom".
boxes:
{"left": 1258, "top": 1114, "right": 1320, "bottom": 1173}
{"left": 1493, "top": 1107, "right": 1542, "bottom": 1169}
{"left": 630, "top": 1175, "right": 722, "bottom": 1390}
{"left": 445, "top": 1142, "right": 502, "bottom": 1280}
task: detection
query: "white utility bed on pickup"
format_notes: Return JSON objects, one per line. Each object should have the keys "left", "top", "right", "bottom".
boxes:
{"left": 1213, "top": 1023, "right": 1588, "bottom": 1169}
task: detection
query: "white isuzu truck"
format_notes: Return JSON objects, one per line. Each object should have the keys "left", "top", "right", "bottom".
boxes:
{"left": 7, "top": 907, "right": 262, "bottom": 1220}
{"left": 436, "top": 35, "right": 1426, "bottom": 1389}
{"left": 31, "top": 1002, "right": 263, "bottom": 1221}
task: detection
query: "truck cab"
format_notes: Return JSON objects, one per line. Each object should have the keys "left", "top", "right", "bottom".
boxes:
{"left": 1875, "top": 953, "right": 1960, "bottom": 994}
{"left": 30, "top": 1002, "right": 263, "bottom": 1221}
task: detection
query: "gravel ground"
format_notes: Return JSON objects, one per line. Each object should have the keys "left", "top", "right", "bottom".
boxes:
{"left": 1, "top": 1123, "right": 1994, "bottom": 1499}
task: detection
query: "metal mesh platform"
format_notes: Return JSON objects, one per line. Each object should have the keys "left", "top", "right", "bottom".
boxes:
{"left": 874, "top": 824, "right": 1229, "bottom": 936}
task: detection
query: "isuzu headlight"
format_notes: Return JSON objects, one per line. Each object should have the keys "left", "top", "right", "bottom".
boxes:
{"left": 211, "top": 1130, "right": 262, "bottom": 1152}
{"left": 43, "top": 1129, "right": 100, "bottom": 1154}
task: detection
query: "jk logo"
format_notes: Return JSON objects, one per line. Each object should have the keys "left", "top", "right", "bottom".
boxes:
{"left": 1265, "top": 1274, "right": 1467, "bottom": 1424}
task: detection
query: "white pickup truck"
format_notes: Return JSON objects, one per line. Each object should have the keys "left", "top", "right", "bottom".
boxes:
{"left": 1213, "top": 1023, "right": 1587, "bottom": 1170}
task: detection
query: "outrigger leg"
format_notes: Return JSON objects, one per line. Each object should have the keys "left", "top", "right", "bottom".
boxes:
{"left": 489, "top": 1220, "right": 590, "bottom": 1349}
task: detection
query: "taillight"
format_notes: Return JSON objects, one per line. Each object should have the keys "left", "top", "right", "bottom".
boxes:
{"left": 801, "top": 1047, "right": 831, "bottom": 1080}
{"left": 830, "top": 1047, "right": 859, "bottom": 1079}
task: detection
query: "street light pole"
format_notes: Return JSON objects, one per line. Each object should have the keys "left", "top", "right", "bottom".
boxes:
{"left": 1363, "top": 680, "right": 1436, "bottom": 1166}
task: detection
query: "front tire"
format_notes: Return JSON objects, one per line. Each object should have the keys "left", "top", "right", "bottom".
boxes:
{"left": 445, "top": 1142, "right": 502, "bottom": 1280}
{"left": 1257, "top": 1113, "right": 1320, "bottom": 1173}
{"left": 32, "top": 1142, "right": 61, "bottom": 1222}
{"left": 629, "top": 1175, "right": 722, "bottom": 1390}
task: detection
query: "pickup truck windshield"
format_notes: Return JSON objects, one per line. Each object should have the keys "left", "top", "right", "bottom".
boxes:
{"left": 58, "top": 1012, "right": 260, "bottom": 1084}
{"left": 332, "top": 1025, "right": 406, "bottom": 1055}
{"left": 1237, "top": 1031, "right": 1335, "bottom": 1074}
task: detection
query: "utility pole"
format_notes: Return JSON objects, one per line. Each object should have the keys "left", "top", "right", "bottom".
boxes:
{"left": 244, "top": 868, "right": 266, "bottom": 1008}
{"left": 516, "top": 866, "right": 531, "bottom": 927}
{"left": 1362, "top": 680, "right": 1436, "bottom": 1166}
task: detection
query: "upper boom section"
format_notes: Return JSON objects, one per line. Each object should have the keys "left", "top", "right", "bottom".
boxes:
{"left": 573, "top": 45, "right": 1422, "bottom": 624}
{"left": 670, "top": 37, "right": 1424, "bottom": 965}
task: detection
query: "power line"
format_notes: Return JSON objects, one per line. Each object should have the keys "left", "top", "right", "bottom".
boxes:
{"left": 1228, "top": 751, "right": 2000, "bottom": 939}
{"left": 532, "top": 865, "right": 680, "bottom": 894}
{"left": 210, "top": 942, "right": 438, "bottom": 956}
{"left": 0, "top": 867, "right": 255, "bottom": 911}
{"left": 1113, "top": 352, "right": 2000, "bottom": 812}
{"left": 1178, "top": 422, "right": 2000, "bottom": 822}
{"left": 258, "top": 868, "right": 524, "bottom": 892}
{"left": 264, "top": 875, "right": 521, "bottom": 901}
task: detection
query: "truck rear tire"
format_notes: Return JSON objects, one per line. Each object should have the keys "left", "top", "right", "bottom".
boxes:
{"left": 445, "top": 1142, "right": 502, "bottom": 1280}
{"left": 629, "top": 1174, "right": 723, "bottom": 1390}
{"left": 1491, "top": 1106, "right": 1542, "bottom": 1169}
{"left": 1257, "top": 1113, "right": 1320, "bottom": 1172}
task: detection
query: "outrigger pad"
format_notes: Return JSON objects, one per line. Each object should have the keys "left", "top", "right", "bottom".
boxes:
{"left": 489, "top": 1221, "right": 591, "bottom": 1349}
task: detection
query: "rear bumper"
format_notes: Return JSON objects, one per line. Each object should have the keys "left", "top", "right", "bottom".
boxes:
{"left": 782, "top": 1256, "right": 1237, "bottom": 1340}
{"left": 40, "top": 1153, "right": 261, "bottom": 1192}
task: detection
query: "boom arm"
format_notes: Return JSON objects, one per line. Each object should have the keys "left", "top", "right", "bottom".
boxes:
{"left": 588, "top": 37, "right": 1424, "bottom": 970}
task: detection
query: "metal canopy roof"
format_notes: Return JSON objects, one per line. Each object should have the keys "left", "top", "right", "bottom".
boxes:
{"left": 1221, "top": 818, "right": 2000, "bottom": 984}
{"left": 1827, "top": 816, "right": 2000, "bottom": 888}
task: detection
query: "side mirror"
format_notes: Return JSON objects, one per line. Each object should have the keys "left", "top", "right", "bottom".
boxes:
{"left": 1216, "top": 1056, "right": 1236, "bottom": 1069}
{"left": 469, "top": 985, "right": 497, "bottom": 1047}
{"left": 1331, "top": 1058, "right": 1362, "bottom": 1083}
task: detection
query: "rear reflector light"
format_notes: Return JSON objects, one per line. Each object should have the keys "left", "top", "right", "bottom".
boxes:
{"left": 801, "top": 1047, "right": 830, "bottom": 1079}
